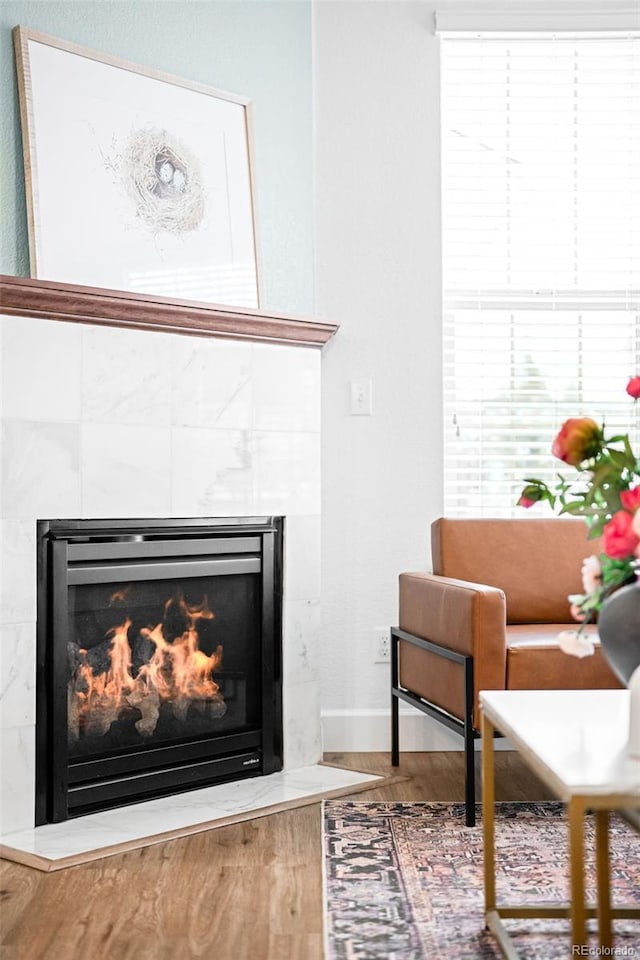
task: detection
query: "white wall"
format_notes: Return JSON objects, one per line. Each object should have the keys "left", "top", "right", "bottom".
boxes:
{"left": 314, "top": 1, "right": 448, "bottom": 750}
{"left": 313, "top": 0, "right": 636, "bottom": 751}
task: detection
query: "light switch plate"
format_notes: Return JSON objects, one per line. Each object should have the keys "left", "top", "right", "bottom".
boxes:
{"left": 350, "top": 379, "right": 372, "bottom": 416}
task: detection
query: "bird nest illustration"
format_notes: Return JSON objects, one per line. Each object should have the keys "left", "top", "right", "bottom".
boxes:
{"left": 122, "top": 128, "right": 205, "bottom": 234}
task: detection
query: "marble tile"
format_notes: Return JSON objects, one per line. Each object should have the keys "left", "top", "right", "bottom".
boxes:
{"left": 171, "top": 337, "right": 252, "bottom": 430}
{"left": 253, "top": 432, "right": 321, "bottom": 516}
{"left": 283, "top": 515, "right": 321, "bottom": 601}
{"left": 283, "top": 681, "right": 322, "bottom": 769}
{"left": 190, "top": 762, "right": 374, "bottom": 815}
{"left": 81, "top": 422, "right": 172, "bottom": 518}
{"left": 2, "top": 812, "right": 149, "bottom": 860}
{"left": 0, "top": 623, "right": 36, "bottom": 729}
{"left": 88, "top": 797, "right": 230, "bottom": 841}
{"left": 171, "top": 427, "right": 254, "bottom": 517}
{"left": 279, "top": 763, "right": 378, "bottom": 793}
{"left": 1, "top": 421, "right": 81, "bottom": 519}
{"left": 283, "top": 599, "right": 321, "bottom": 686}
{"left": 82, "top": 326, "right": 172, "bottom": 426}
{"left": 252, "top": 343, "right": 321, "bottom": 432}
{"left": 0, "top": 520, "right": 36, "bottom": 626}
{"left": 1, "top": 316, "right": 82, "bottom": 422}
{"left": 0, "top": 725, "right": 34, "bottom": 834}
{"left": 0, "top": 764, "right": 381, "bottom": 862}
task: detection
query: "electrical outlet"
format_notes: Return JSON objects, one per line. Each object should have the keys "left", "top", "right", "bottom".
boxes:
{"left": 374, "top": 627, "right": 391, "bottom": 663}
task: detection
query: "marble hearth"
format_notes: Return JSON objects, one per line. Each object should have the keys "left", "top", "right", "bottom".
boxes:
{"left": 0, "top": 313, "right": 323, "bottom": 835}
{"left": 0, "top": 764, "right": 382, "bottom": 871}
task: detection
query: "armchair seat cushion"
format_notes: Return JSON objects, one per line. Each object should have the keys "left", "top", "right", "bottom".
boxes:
{"left": 506, "top": 623, "right": 620, "bottom": 690}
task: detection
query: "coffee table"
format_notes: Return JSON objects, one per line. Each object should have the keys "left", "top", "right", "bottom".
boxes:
{"left": 480, "top": 689, "right": 640, "bottom": 957}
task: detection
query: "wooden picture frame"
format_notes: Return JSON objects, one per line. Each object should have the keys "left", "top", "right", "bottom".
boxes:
{"left": 13, "top": 26, "right": 262, "bottom": 308}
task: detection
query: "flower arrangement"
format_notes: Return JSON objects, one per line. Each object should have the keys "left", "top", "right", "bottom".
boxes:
{"left": 517, "top": 376, "right": 640, "bottom": 657}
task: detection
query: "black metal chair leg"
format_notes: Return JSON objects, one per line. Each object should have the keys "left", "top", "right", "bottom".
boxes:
{"left": 389, "top": 627, "right": 480, "bottom": 823}
{"left": 391, "top": 692, "right": 399, "bottom": 766}
{"left": 464, "top": 720, "right": 476, "bottom": 827}
{"left": 391, "top": 630, "right": 399, "bottom": 766}
{"left": 463, "top": 655, "right": 476, "bottom": 826}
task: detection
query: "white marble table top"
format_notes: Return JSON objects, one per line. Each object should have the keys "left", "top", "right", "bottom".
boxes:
{"left": 480, "top": 689, "right": 640, "bottom": 801}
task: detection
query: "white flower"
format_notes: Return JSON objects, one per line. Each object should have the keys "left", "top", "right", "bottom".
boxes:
{"left": 558, "top": 629, "right": 595, "bottom": 659}
{"left": 581, "top": 555, "right": 602, "bottom": 595}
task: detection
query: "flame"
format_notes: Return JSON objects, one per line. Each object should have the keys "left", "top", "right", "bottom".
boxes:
{"left": 71, "top": 591, "right": 225, "bottom": 740}
{"left": 110, "top": 587, "right": 131, "bottom": 603}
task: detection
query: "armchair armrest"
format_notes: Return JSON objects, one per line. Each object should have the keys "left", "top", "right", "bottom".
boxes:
{"left": 398, "top": 572, "right": 508, "bottom": 727}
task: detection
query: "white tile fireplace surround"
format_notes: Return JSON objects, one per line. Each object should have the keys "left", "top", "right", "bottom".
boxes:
{"left": 0, "top": 313, "right": 324, "bottom": 835}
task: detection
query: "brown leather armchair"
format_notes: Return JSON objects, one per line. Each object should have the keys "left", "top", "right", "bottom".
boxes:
{"left": 391, "top": 517, "right": 621, "bottom": 826}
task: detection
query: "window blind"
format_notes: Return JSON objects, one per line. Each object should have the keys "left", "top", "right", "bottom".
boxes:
{"left": 441, "top": 35, "right": 640, "bottom": 517}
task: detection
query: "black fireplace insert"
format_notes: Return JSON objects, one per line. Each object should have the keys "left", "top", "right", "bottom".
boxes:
{"left": 36, "top": 517, "right": 283, "bottom": 824}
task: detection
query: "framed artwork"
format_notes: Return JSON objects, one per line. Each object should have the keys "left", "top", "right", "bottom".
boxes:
{"left": 13, "top": 27, "right": 262, "bottom": 308}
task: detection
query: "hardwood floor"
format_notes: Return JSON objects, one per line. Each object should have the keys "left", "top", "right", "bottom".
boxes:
{"left": 0, "top": 752, "right": 553, "bottom": 960}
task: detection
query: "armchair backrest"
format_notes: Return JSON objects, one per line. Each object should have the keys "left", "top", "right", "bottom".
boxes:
{"left": 431, "top": 517, "right": 601, "bottom": 624}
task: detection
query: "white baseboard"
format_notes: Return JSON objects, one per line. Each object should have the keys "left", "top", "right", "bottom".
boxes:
{"left": 321, "top": 708, "right": 514, "bottom": 753}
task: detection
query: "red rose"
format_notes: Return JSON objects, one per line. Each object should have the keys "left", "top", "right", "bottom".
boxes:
{"left": 626, "top": 376, "right": 640, "bottom": 399}
{"left": 603, "top": 510, "right": 640, "bottom": 559}
{"left": 517, "top": 496, "right": 536, "bottom": 508}
{"left": 620, "top": 487, "right": 640, "bottom": 513}
{"left": 551, "top": 417, "right": 602, "bottom": 467}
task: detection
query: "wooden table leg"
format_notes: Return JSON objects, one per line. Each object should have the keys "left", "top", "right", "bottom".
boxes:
{"left": 481, "top": 710, "right": 496, "bottom": 915}
{"left": 595, "top": 809, "right": 612, "bottom": 948}
{"left": 568, "top": 797, "right": 587, "bottom": 948}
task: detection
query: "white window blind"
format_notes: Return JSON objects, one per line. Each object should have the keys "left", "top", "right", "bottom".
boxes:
{"left": 441, "top": 34, "right": 640, "bottom": 517}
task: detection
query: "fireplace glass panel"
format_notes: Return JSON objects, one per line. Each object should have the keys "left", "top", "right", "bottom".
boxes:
{"left": 67, "top": 573, "right": 261, "bottom": 759}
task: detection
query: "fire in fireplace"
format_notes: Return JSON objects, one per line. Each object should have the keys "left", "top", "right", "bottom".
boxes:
{"left": 36, "top": 517, "right": 283, "bottom": 824}
{"left": 69, "top": 582, "right": 234, "bottom": 751}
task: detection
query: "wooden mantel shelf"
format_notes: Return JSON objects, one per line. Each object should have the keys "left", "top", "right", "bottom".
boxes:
{"left": 0, "top": 275, "right": 338, "bottom": 347}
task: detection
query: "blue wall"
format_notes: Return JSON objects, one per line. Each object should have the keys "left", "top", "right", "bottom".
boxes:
{"left": 0, "top": 0, "right": 313, "bottom": 312}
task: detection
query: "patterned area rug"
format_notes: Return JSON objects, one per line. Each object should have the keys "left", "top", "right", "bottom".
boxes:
{"left": 322, "top": 801, "right": 640, "bottom": 960}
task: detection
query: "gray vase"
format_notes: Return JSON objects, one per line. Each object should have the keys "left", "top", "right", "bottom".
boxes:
{"left": 597, "top": 582, "right": 640, "bottom": 685}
